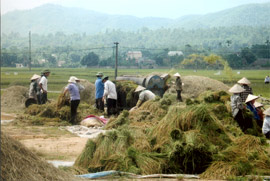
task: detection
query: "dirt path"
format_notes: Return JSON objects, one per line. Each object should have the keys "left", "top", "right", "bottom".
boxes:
{"left": 1, "top": 115, "right": 88, "bottom": 161}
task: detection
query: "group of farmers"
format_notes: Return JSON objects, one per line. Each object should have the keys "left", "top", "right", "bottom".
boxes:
{"left": 29, "top": 69, "right": 51, "bottom": 105}
{"left": 28, "top": 70, "right": 183, "bottom": 124}
{"left": 229, "top": 77, "right": 270, "bottom": 138}
{"left": 28, "top": 71, "right": 270, "bottom": 139}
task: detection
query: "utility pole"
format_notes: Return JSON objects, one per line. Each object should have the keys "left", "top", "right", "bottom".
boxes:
{"left": 266, "top": 39, "right": 270, "bottom": 62}
{"left": 29, "top": 31, "right": 32, "bottom": 71}
{"left": 114, "top": 42, "right": 119, "bottom": 79}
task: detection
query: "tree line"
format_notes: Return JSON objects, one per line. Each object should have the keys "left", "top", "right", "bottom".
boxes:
{"left": 1, "top": 26, "right": 270, "bottom": 69}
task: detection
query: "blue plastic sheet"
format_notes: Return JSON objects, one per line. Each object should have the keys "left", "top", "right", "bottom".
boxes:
{"left": 77, "top": 170, "right": 119, "bottom": 179}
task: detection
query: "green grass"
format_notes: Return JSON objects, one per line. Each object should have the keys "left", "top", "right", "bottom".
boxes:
{"left": 1, "top": 67, "right": 270, "bottom": 98}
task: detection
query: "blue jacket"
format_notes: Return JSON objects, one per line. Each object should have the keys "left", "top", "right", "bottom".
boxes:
{"left": 95, "top": 77, "right": 104, "bottom": 99}
{"left": 246, "top": 102, "right": 260, "bottom": 121}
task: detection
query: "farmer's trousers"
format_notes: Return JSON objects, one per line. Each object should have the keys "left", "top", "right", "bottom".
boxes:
{"left": 107, "top": 98, "right": 117, "bottom": 116}
{"left": 40, "top": 93, "right": 48, "bottom": 104}
{"left": 71, "top": 100, "right": 80, "bottom": 124}
{"left": 177, "top": 90, "right": 182, "bottom": 102}
{"left": 95, "top": 98, "right": 104, "bottom": 111}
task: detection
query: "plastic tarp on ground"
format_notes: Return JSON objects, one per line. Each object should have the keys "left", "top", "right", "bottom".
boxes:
{"left": 77, "top": 170, "right": 200, "bottom": 179}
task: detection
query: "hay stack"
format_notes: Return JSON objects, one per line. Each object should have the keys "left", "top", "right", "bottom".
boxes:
{"left": 0, "top": 132, "right": 81, "bottom": 181}
{"left": 75, "top": 90, "right": 270, "bottom": 178}
{"left": 79, "top": 79, "right": 95, "bottom": 104}
{"left": 1, "top": 86, "right": 28, "bottom": 112}
{"left": 167, "top": 75, "right": 229, "bottom": 99}
{"left": 114, "top": 80, "right": 139, "bottom": 110}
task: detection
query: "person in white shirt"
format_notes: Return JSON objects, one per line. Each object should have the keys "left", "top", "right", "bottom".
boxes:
{"left": 102, "top": 76, "right": 117, "bottom": 116}
{"left": 39, "top": 69, "right": 50, "bottom": 104}
{"left": 264, "top": 75, "right": 270, "bottom": 84}
{"left": 135, "top": 85, "right": 156, "bottom": 108}
{"left": 262, "top": 107, "right": 270, "bottom": 139}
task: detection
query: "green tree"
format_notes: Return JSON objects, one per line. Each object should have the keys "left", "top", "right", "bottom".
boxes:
{"left": 240, "top": 47, "right": 256, "bottom": 65}
{"left": 81, "top": 52, "right": 99, "bottom": 67}
{"left": 70, "top": 54, "right": 81, "bottom": 63}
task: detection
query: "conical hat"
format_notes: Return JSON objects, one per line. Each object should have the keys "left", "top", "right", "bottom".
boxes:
{"left": 245, "top": 94, "right": 259, "bottom": 103}
{"left": 30, "top": 74, "right": 41, "bottom": 80}
{"left": 135, "top": 85, "right": 146, "bottom": 92}
{"left": 237, "top": 77, "right": 251, "bottom": 85}
{"left": 263, "top": 107, "right": 270, "bottom": 116}
{"left": 229, "top": 84, "right": 245, "bottom": 93}
{"left": 254, "top": 102, "right": 263, "bottom": 108}
{"left": 173, "top": 73, "right": 181, "bottom": 77}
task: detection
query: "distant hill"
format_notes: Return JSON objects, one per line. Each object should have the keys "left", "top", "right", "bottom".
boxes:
{"left": 2, "top": 3, "right": 270, "bottom": 35}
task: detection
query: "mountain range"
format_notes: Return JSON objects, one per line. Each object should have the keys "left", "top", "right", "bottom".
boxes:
{"left": 2, "top": 3, "right": 270, "bottom": 35}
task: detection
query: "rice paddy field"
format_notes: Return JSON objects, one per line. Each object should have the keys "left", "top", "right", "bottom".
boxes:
{"left": 1, "top": 67, "right": 270, "bottom": 99}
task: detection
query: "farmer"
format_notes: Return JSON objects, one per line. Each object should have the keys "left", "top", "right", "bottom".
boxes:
{"left": 39, "top": 69, "right": 50, "bottom": 104}
{"left": 174, "top": 72, "right": 183, "bottom": 102}
{"left": 262, "top": 107, "right": 270, "bottom": 138}
{"left": 237, "top": 77, "right": 253, "bottom": 103}
{"left": 264, "top": 75, "right": 270, "bottom": 84}
{"left": 134, "top": 86, "right": 156, "bottom": 108}
{"left": 95, "top": 72, "right": 104, "bottom": 111}
{"left": 254, "top": 101, "right": 264, "bottom": 127}
{"left": 29, "top": 74, "right": 41, "bottom": 100}
{"left": 229, "top": 84, "right": 246, "bottom": 131}
{"left": 245, "top": 94, "right": 260, "bottom": 121}
{"left": 63, "top": 76, "right": 80, "bottom": 124}
{"left": 102, "top": 76, "right": 117, "bottom": 116}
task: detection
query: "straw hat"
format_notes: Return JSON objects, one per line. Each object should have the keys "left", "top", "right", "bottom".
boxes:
{"left": 135, "top": 85, "right": 146, "bottom": 92}
{"left": 68, "top": 76, "right": 76, "bottom": 83}
{"left": 173, "top": 73, "right": 181, "bottom": 77}
{"left": 237, "top": 77, "right": 251, "bottom": 85}
{"left": 263, "top": 107, "right": 270, "bottom": 116}
{"left": 254, "top": 102, "right": 263, "bottom": 108}
{"left": 30, "top": 74, "right": 41, "bottom": 81}
{"left": 228, "top": 84, "right": 245, "bottom": 93}
{"left": 96, "top": 72, "right": 103, "bottom": 77}
{"left": 245, "top": 94, "right": 259, "bottom": 103}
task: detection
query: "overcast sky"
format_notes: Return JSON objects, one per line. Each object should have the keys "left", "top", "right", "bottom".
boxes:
{"left": 2, "top": 0, "right": 270, "bottom": 18}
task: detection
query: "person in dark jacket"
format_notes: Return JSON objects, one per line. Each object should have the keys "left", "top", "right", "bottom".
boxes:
{"left": 245, "top": 94, "right": 260, "bottom": 121}
{"left": 174, "top": 72, "right": 183, "bottom": 102}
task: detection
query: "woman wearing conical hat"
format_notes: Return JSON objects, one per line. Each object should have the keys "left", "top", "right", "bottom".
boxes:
{"left": 238, "top": 77, "right": 253, "bottom": 103}
{"left": 229, "top": 84, "right": 246, "bottom": 131}
{"left": 254, "top": 101, "right": 264, "bottom": 127}
{"left": 262, "top": 107, "right": 270, "bottom": 138}
{"left": 245, "top": 94, "right": 260, "bottom": 121}
{"left": 29, "top": 74, "right": 41, "bottom": 100}
{"left": 174, "top": 73, "right": 183, "bottom": 102}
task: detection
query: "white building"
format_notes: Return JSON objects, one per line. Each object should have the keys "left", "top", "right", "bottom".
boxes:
{"left": 168, "top": 51, "right": 183, "bottom": 56}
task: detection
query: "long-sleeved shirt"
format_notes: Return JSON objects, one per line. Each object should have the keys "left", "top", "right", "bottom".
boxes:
{"left": 246, "top": 102, "right": 260, "bottom": 121}
{"left": 262, "top": 116, "right": 270, "bottom": 135}
{"left": 29, "top": 81, "right": 38, "bottom": 98}
{"left": 175, "top": 77, "right": 182, "bottom": 91}
{"left": 240, "top": 85, "right": 253, "bottom": 103}
{"left": 230, "top": 94, "right": 243, "bottom": 118}
{"left": 66, "top": 83, "right": 80, "bottom": 101}
{"left": 103, "top": 80, "right": 117, "bottom": 100}
{"left": 139, "top": 90, "right": 156, "bottom": 102}
{"left": 95, "top": 78, "right": 104, "bottom": 99}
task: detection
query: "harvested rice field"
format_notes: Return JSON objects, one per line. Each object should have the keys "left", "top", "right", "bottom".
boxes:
{"left": 1, "top": 68, "right": 270, "bottom": 180}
